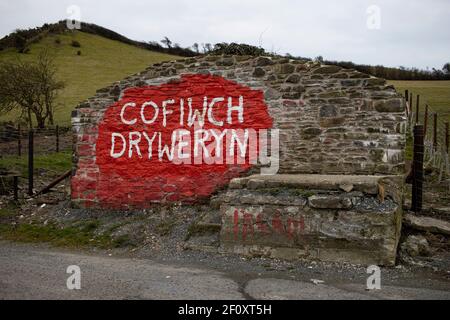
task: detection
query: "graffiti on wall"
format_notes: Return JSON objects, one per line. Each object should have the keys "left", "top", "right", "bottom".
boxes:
{"left": 222, "top": 208, "right": 306, "bottom": 242}
{"left": 77, "top": 74, "right": 277, "bottom": 206}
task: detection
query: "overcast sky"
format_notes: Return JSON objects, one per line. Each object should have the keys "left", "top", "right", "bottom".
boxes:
{"left": 1, "top": 0, "right": 449, "bottom": 70}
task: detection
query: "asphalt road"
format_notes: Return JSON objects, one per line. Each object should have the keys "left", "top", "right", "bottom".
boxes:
{"left": 1, "top": 241, "right": 449, "bottom": 300}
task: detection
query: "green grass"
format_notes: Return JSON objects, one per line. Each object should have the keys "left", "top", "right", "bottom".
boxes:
{"left": 388, "top": 80, "right": 450, "bottom": 123}
{"left": 0, "top": 205, "right": 17, "bottom": 218}
{"left": 0, "top": 219, "right": 133, "bottom": 249}
{"left": 0, "top": 203, "right": 135, "bottom": 249}
{"left": 0, "top": 151, "right": 71, "bottom": 176}
{"left": 0, "top": 31, "right": 180, "bottom": 125}
{"left": 389, "top": 81, "right": 450, "bottom": 160}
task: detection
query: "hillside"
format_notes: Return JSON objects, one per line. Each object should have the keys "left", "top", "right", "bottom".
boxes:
{"left": 0, "top": 30, "right": 180, "bottom": 125}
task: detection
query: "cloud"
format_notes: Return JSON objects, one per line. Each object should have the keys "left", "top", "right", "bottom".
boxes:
{"left": 1, "top": 0, "right": 449, "bottom": 69}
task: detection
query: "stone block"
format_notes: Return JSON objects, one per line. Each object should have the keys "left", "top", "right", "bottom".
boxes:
{"left": 220, "top": 174, "right": 403, "bottom": 266}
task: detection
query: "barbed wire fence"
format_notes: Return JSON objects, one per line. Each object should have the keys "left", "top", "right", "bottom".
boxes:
{"left": 405, "top": 90, "right": 450, "bottom": 212}
{"left": 0, "top": 125, "right": 72, "bottom": 156}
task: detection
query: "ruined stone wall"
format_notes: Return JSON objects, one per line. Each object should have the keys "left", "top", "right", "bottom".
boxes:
{"left": 72, "top": 55, "right": 406, "bottom": 208}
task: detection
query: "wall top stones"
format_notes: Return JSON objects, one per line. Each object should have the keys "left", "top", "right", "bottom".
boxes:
{"left": 72, "top": 54, "right": 406, "bottom": 208}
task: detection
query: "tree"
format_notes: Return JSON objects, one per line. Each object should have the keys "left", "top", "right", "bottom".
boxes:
{"left": 192, "top": 43, "right": 199, "bottom": 53}
{"left": 202, "top": 43, "right": 212, "bottom": 53}
{"left": 0, "top": 50, "right": 64, "bottom": 128}
{"left": 161, "top": 36, "right": 172, "bottom": 49}
{"left": 443, "top": 63, "right": 450, "bottom": 74}
{"left": 36, "top": 50, "right": 64, "bottom": 125}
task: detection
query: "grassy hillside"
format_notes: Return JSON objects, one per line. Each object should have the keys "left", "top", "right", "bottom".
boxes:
{"left": 389, "top": 80, "right": 450, "bottom": 123}
{"left": 0, "top": 31, "right": 180, "bottom": 125}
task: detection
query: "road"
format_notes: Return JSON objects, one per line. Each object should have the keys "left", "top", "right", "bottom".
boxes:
{"left": 0, "top": 241, "right": 449, "bottom": 300}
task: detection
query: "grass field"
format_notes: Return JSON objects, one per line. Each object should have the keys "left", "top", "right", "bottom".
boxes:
{"left": 0, "top": 31, "right": 180, "bottom": 126}
{"left": 389, "top": 80, "right": 450, "bottom": 123}
{"left": 389, "top": 80, "right": 450, "bottom": 160}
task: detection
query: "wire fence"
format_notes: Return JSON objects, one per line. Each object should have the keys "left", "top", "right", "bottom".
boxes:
{"left": 405, "top": 90, "right": 450, "bottom": 212}
{"left": 406, "top": 92, "right": 449, "bottom": 183}
{"left": 0, "top": 124, "right": 72, "bottom": 200}
{"left": 0, "top": 125, "right": 72, "bottom": 157}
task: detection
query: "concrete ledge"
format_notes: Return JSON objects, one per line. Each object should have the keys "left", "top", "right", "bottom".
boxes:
{"left": 220, "top": 174, "right": 404, "bottom": 266}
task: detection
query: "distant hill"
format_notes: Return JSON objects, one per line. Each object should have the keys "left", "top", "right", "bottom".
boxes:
{"left": 0, "top": 29, "right": 181, "bottom": 125}
{"left": 1, "top": 21, "right": 448, "bottom": 126}
{"left": 0, "top": 20, "right": 196, "bottom": 57}
{"left": 321, "top": 59, "right": 450, "bottom": 81}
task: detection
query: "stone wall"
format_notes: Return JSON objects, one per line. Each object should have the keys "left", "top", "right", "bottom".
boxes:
{"left": 72, "top": 55, "right": 406, "bottom": 208}
{"left": 220, "top": 174, "right": 404, "bottom": 266}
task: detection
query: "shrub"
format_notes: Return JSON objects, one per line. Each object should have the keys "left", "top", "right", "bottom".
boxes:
{"left": 54, "top": 38, "right": 61, "bottom": 44}
{"left": 71, "top": 40, "right": 81, "bottom": 48}
{"left": 210, "top": 43, "right": 265, "bottom": 56}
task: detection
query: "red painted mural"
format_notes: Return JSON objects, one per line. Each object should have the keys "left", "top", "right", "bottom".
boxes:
{"left": 73, "top": 74, "right": 273, "bottom": 208}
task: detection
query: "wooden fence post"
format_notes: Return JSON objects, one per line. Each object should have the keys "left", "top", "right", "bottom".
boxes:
{"left": 56, "top": 125, "right": 59, "bottom": 153}
{"left": 17, "top": 125, "right": 21, "bottom": 156}
{"left": 405, "top": 90, "right": 409, "bottom": 116}
{"left": 415, "top": 95, "right": 420, "bottom": 124}
{"left": 433, "top": 113, "right": 438, "bottom": 151}
{"left": 28, "top": 130, "right": 34, "bottom": 196}
{"left": 423, "top": 105, "right": 429, "bottom": 138}
{"left": 445, "top": 122, "right": 449, "bottom": 154}
{"left": 412, "top": 125, "right": 424, "bottom": 212}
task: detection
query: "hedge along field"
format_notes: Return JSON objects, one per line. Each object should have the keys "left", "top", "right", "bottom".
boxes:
{"left": 0, "top": 31, "right": 180, "bottom": 126}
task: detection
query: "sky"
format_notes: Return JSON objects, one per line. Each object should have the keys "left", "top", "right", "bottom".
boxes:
{"left": 0, "top": 0, "right": 449, "bottom": 70}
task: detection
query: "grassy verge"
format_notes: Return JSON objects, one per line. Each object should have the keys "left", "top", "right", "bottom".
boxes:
{"left": 0, "top": 204, "right": 133, "bottom": 249}
{"left": 0, "top": 222, "right": 133, "bottom": 249}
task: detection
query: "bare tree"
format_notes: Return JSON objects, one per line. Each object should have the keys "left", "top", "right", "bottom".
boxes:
{"left": 35, "top": 50, "right": 64, "bottom": 126}
{"left": 201, "top": 43, "right": 212, "bottom": 53}
{"left": 0, "top": 50, "right": 64, "bottom": 128}
{"left": 192, "top": 43, "right": 199, "bottom": 53}
{"left": 161, "top": 36, "right": 172, "bottom": 49}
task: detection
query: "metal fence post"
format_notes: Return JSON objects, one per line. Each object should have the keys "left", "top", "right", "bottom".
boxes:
{"left": 446, "top": 122, "right": 449, "bottom": 155}
{"left": 433, "top": 113, "right": 438, "bottom": 151}
{"left": 411, "top": 125, "right": 424, "bottom": 212}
